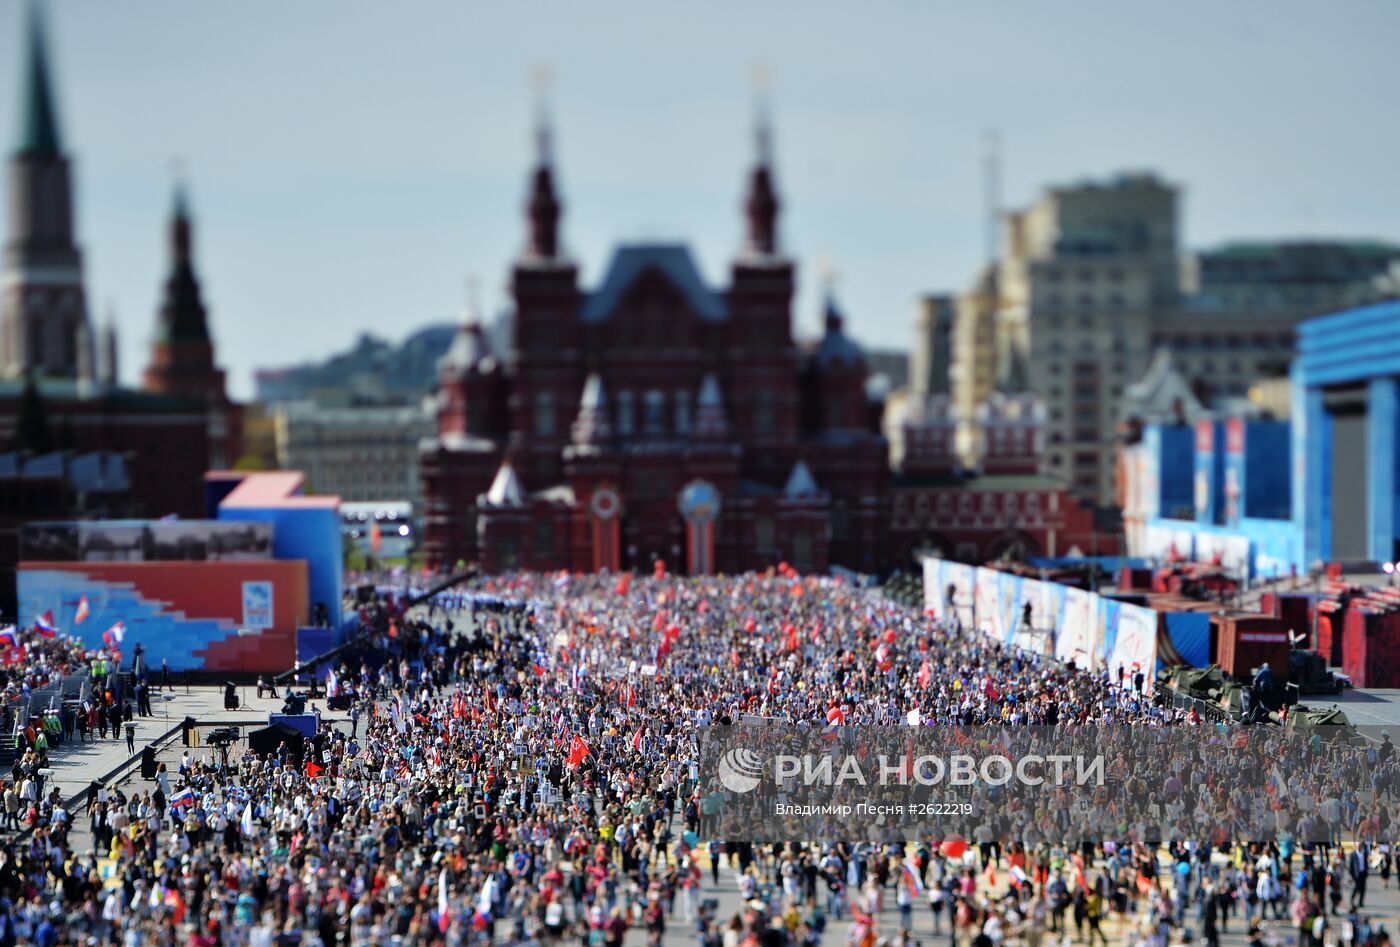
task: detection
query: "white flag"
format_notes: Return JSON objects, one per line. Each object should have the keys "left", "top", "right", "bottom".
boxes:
{"left": 477, "top": 874, "right": 496, "bottom": 917}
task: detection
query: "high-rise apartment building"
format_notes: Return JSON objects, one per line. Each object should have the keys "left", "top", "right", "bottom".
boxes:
{"left": 950, "top": 267, "right": 998, "bottom": 466}
{"left": 993, "top": 172, "right": 1176, "bottom": 502}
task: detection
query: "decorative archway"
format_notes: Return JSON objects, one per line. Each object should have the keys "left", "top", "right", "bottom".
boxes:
{"left": 587, "top": 484, "right": 624, "bottom": 573}
{"left": 894, "top": 531, "right": 955, "bottom": 569}
{"left": 678, "top": 480, "right": 721, "bottom": 575}
{"left": 984, "top": 529, "right": 1041, "bottom": 564}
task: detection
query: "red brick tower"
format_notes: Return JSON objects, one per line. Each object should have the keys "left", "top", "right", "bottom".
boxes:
{"left": 142, "top": 184, "right": 238, "bottom": 467}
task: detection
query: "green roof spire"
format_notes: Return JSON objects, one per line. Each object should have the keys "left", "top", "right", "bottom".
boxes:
{"left": 16, "top": 0, "right": 62, "bottom": 158}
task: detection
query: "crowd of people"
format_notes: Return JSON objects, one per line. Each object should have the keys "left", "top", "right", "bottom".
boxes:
{"left": 0, "top": 569, "right": 1392, "bottom": 947}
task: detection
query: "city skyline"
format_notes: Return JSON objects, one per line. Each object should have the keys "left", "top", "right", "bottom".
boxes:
{"left": 2, "top": 0, "right": 1397, "bottom": 400}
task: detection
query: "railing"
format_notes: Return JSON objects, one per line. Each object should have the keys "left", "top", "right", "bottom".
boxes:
{"left": 1, "top": 666, "right": 95, "bottom": 764}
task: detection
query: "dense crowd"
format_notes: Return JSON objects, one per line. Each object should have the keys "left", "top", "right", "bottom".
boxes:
{"left": 0, "top": 570, "right": 1392, "bottom": 947}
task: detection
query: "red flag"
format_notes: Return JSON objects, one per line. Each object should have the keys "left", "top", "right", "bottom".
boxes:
{"left": 626, "top": 686, "right": 636, "bottom": 709}
{"left": 306, "top": 761, "right": 324, "bottom": 779}
{"left": 784, "top": 625, "right": 799, "bottom": 653}
{"left": 984, "top": 680, "right": 1001, "bottom": 702}
{"left": 566, "top": 735, "right": 590, "bottom": 769}
{"left": 74, "top": 596, "right": 90, "bottom": 625}
{"left": 532, "top": 664, "right": 547, "bottom": 677}
{"left": 632, "top": 727, "right": 644, "bottom": 752}
{"left": 917, "top": 661, "right": 932, "bottom": 689}
{"left": 615, "top": 573, "right": 632, "bottom": 597}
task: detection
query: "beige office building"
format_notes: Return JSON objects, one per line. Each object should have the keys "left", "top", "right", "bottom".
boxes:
{"left": 273, "top": 401, "right": 435, "bottom": 510}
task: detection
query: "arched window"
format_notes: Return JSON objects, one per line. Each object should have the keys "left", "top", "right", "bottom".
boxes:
{"left": 792, "top": 532, "right": 813, "bottom": 572}
{"left": 830, "top": 499, "right": 850, "bottom": 540}
{"left": 674, "top": 391, "right": 692, "bottom": 434}
{"left": 754, "top": 389, "right": 776, "bottom": 434}
{"left": 616, "top": 391, "right": 635, "bottom": 435}
{"left": 533, "top": 392, "right": 555, "bottom": 436}
{"left": 643, "top": 391, "right": 666, "bottom": 434}
{"left": 755, "top": 516, "right": 775, "bottom": 550}
{"left": 534, "top": 517, "right": 554, "bottom": 556}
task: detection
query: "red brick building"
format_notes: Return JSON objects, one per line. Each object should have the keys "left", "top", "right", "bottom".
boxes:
{"left": 421, "top": 116, "right": 889, "bottom": 574}
{"left": 0, "top": 10, "right": 229, "bottom": 526}
{"left": 887, "top": 376, "right": 1119, "bottom": 568}
{"left": 140, "top": 185, "right": 241, "bottom": 471}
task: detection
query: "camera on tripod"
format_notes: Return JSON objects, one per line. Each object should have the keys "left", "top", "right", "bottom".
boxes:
{"left": 204, "top": 727, "right": 241, "bottom": 747}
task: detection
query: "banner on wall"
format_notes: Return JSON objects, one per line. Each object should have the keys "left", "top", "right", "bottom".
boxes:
{"left": 1220, "top": 536, "right": 1251, "bottom": 578}
{"left": 975, "top": 569, "right": 1002, "bottom": 639}
{"left": 242, "top": 581, "right": 274, "bottom": 629}
{"left": 1171, "top": 528, "right": 1197, "bottom": 561}
{"left": 922, "top": 560, "right": 1149, "bottom": 673}
{"left": 996, "top": 571, "right": 1021, "bottom": 645}
{"left": 922, "top": 557, "right": 944, "bottom": 618}
{"left": 947, "top": 563, "right": 976, "bottom": 630}
{"left": 918, "top": 558, "right": 976, "bottom": 631}
{"left": 1107, "top": 601, "right": 1159, "bottom": 694}
{"left": 22, "top": 521, "right": 273, "bottom": 562}
{"left": 1056, "top": 587, "right": 1099, "bottom": 668}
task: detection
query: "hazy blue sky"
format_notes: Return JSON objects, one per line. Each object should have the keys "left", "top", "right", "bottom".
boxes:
{"left": 2, "top": 1, "right": 1397, "bottom": 399}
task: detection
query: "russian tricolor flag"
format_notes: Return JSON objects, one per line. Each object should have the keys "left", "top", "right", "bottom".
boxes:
{"left": 34, "top": 611, "right": 57, "bottom": 637}
{"left": 169, "top": 788, "right": 195, "bottom": 812}
{"left": 102, "top": 622, "right": 125, "bottom": 650}
{"left": 902, "top": 863, "right": 925, "bottom": 896}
